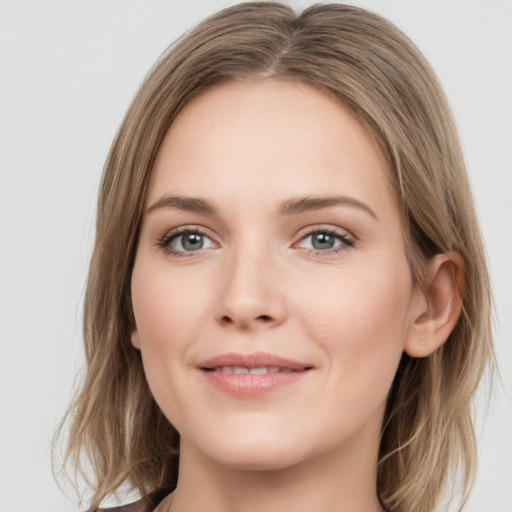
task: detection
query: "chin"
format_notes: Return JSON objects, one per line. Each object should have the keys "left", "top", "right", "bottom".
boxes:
{"left": 185, "top": 424, "right": 311, "bottom": 472}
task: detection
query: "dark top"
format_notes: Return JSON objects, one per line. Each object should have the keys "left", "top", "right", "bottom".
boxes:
{"left": 96, "top": 489, "right": 170, "bottom": 512}
{"left": 97, "top": 498, "right": 152, "bottom": 512}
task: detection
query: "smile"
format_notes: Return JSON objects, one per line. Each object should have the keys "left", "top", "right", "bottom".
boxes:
{"left": 211, "top": 367, "right": 299, "bottom": 374}
{"left": 197, "top": 352, "right": 313, "bottom": 397}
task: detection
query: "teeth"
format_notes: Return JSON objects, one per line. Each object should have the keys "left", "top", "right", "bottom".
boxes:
{"left": 250, "top": 367, "right": 268, "bottom": 374}
{"left": 218, "top": 366, "right": 287, "bottom": 374}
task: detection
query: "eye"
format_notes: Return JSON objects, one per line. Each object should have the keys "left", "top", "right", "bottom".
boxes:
{"left": 157, "top": 227, "right": 217, "bottom": 256}
{"left": 295, "top": 228, "right": 354, "bottom": 255}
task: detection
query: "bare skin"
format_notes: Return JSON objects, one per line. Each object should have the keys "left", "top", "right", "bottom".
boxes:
{"left": 132, "top": 81, "right": 462, "bottom": 512}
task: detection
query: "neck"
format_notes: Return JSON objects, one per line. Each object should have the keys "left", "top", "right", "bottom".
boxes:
{"left": 170, "top": 435, "right": 383, "bottom": 512}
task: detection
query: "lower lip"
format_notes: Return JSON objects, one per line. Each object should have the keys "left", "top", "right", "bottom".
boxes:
{"left": 200, "top": 370, "right": 309, "bottom": 397}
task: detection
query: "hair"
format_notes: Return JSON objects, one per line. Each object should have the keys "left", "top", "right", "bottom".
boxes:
{"left": 54, "top": 3, "right": 494, "bottom": 512}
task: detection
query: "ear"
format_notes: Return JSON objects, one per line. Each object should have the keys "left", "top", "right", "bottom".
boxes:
{"left": 131, "top": 327, "right": 141, "bottom": 349}
{"left": 128, "top": 291, "right": 141, "bottom": 349}
{"left": 404, "top": 252, "right": 464, "bottom": 358}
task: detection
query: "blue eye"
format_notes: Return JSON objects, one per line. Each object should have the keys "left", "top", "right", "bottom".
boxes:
{"left": 297, "top": 229, "right": 354, "bottom": 254}
{"left": 176, "top": 232, "right": 208, "bottom": 251}
{"left": 158, "top": 228, "right": 216, "bottom": 256}
{"left": 303, "top": 232, "right": 340, "bottom": 250}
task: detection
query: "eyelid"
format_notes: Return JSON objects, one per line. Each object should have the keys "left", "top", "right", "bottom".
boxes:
{"left": 294, "top": 224, "right": 354, "bottom": 242}
{"left": 156, "top": 225, "right": 219, "bottom": 256}
{"left": 292, "top": 225, "right": 355, "bottom": 254}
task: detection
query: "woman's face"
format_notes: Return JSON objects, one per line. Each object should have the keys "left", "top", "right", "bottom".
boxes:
{"left": 131, "top": 81, "right": 420, "bottom": 471}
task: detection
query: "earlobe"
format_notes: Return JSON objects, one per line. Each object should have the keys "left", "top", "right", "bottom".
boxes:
{"left": 131, "top": 328, "right": 141, "bottom": 349}
{"left": 404, "top": 252, "right": 464, "bottom": 358}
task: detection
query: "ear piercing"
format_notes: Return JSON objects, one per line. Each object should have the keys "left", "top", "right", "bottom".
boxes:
{"left": 420, "top": 338, "right": 425, "bottom": 346}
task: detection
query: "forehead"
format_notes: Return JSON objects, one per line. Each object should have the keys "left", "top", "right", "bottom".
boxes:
{"left": 148, "top": 80, "right": 396, "bottom": 218}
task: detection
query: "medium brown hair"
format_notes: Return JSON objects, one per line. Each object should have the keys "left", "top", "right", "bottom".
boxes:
{"left": 55, "top": 3, "right": 493, "bottom": 511}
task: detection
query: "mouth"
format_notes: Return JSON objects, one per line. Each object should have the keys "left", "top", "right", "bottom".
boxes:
{"left": 207, "top": 366, "right": 301, "bottom": 374}
{"left": 197, "top": 352, "right": 313, "bottom": 397}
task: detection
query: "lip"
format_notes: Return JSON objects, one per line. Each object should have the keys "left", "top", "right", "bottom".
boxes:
{"left": 197, "top": 351, "right": 313, "bottom": 398}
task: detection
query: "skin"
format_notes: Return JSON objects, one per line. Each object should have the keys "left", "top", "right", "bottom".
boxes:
{"left": 131, "top": 81, "right": 462, "bottom": 512}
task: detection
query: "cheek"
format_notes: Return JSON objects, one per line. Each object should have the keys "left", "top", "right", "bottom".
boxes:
{"left": 295, "top": 257, "right": 412, "bottom": 390}
{"left": 130, "top": 262, "right": 208, "bottom": 431}
{"left": 130, "top": 258, "right": 205, "bottom": 406}
{"left": 131, "top": 258, "right": 206, "bottom": 351}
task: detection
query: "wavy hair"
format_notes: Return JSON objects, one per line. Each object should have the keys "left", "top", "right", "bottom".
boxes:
{"left": 54, "top": 3, "right": 493, "bottom": 511}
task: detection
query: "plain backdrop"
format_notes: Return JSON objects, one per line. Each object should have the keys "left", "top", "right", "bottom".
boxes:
{"left": 0, "top": 1, "right": 511, "bottom": 511}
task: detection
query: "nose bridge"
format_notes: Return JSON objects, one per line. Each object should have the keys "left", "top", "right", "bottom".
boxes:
{"left": 215, "top": 230, "right": 285, "bottom": 329}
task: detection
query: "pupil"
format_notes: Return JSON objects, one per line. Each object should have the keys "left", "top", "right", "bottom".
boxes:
{"left": 313, "top": 233, "right": 334, "bottom": 250}
{"left": 183, "top": 233, "right": 203, "bottom": 251}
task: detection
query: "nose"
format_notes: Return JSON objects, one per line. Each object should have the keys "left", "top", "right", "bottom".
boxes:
{"left": 215, "top": 244, "right": 287, "bottom": 331}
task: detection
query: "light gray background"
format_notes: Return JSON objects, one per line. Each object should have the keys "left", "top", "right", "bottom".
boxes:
{"left": 0, "top": 1, "right": 511, "bottom": 511}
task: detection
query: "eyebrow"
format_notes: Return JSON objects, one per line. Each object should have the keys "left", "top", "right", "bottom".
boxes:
{"left": 147, "top": 195, "right": 218, "bottom": 215}
{"left": 147, "top": 194, "right": 378, "bottom": 221}
{"left": 277, "top": 195, "right": 378, "bottom": 220}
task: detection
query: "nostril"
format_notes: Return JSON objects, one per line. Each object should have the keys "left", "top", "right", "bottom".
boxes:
{"left": 221, "top": 314, "right": 271, "bottom": 326}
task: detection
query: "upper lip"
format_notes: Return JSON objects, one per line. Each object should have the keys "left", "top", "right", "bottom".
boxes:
{"left": 197, "top": 351, "right": 312, "bottom": 371}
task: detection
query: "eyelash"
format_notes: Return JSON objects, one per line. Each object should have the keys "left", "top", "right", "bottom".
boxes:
{"left": 156, "top": 226, "right": 355, "bottom": 258}
{"left": 156, "top": 226, "right": 214, "bottom": 258}
{"left": 296, "top": 228, "right": 354, "bottom": 257}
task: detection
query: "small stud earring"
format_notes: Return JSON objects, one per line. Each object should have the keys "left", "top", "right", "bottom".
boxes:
{"left": 420, "top": 338, "right": 425, "bottom": 346}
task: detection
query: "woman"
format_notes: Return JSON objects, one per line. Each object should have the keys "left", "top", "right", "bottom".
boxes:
{"left": 56, "top": 3, "right": 494, "bottom": 512}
